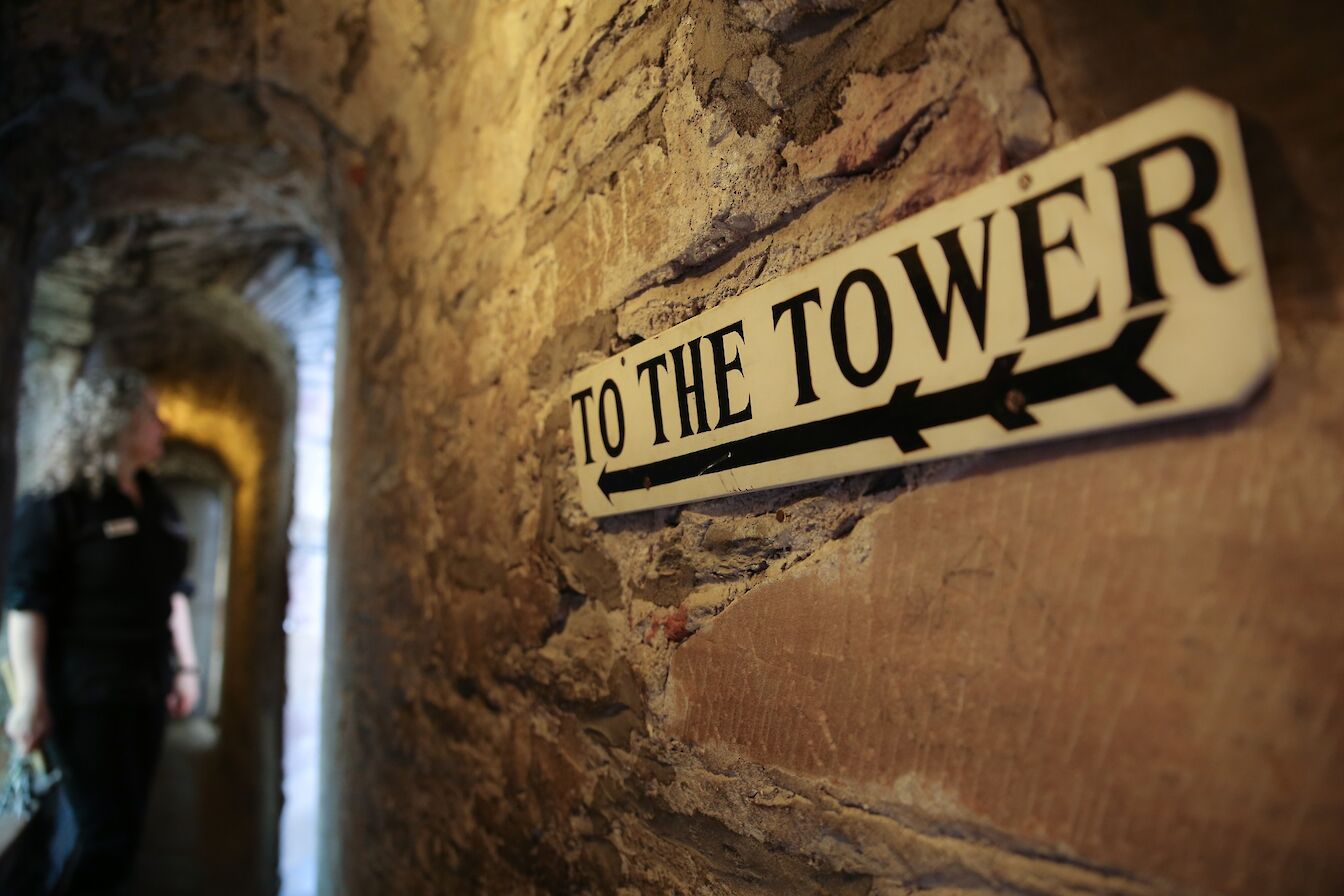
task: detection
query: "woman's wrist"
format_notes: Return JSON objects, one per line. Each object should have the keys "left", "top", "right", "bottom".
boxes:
{"left": 175, "top": 665, "right": 199, "bottom": 676}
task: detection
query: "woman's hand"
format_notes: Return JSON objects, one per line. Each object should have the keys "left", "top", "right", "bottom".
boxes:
{"left": 165, "top": 593, "right": 199, "bottom": 720}
{"left": 5, "top": 694, "right": 51, "bottom": 755}
{"left": 166, "top": 669, "right": 200, "bottom": 719}
{"left": 6, "top": 610, "right": 51, "bottom": 754}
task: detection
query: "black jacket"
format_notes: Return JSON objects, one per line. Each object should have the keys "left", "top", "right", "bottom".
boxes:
{"left": 4, "top": 471, "right": 192, "bottom": 704}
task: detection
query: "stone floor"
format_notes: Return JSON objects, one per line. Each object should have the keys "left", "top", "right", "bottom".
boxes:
{"left": 130, "top": 718, "right": 263, "bottom": 896}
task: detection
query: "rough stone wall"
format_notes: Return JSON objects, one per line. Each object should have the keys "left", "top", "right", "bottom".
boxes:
{"left": 16, "top": 252, "right": 97, "bottom": 493}
{"left": 3, "top": 1, "right": 1342, "bottom": 894}
{"left": 254, "top": 0, "right": 1344, "bottom": 893}
{"left": 0, "top": 212, "right": 39, "bottom": 582}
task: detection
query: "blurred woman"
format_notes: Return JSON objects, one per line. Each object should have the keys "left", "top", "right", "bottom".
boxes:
{"left": 4, "top": 368, "right": 199, "bottom": 893}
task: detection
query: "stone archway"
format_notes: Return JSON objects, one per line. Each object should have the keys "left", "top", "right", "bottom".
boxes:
{"left": 0, "top": 7, "right": 354, "bottom": 892}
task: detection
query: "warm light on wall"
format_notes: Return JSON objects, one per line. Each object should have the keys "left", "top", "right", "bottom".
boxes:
{"left": 157, "top": 387, "right": 264, "bottom": 489}
{"left": 157, "top": 388, "right": 262, "bottom": 544}
{"left": 156, "top": 385, "right": 267, "bottom": 727}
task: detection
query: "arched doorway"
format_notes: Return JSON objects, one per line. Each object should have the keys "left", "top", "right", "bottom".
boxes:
{"left": 0, "top": 44, "right": 350, "bottom": 888}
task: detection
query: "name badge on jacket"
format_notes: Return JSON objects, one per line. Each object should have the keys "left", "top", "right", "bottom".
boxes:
{"left": 103, "top": 517, "right": 139, "bottom": 538}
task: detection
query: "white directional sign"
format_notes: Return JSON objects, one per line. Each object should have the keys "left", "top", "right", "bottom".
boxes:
{"left": 569, "top": 89, "right": 1277, "bottom": 517}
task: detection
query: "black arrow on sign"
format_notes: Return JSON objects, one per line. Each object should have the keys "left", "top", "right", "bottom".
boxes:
{"left": 597, "top": 311, "right": 1171, "bottom": 500}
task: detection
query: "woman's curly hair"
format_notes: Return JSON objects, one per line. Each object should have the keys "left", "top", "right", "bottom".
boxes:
{"left": 36, "top": 368, "right": 149, "bottom": 498}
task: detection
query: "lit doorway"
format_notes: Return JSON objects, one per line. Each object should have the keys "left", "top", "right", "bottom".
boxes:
{"left": 160, "top": 447, "right": 235, "bottom": 720}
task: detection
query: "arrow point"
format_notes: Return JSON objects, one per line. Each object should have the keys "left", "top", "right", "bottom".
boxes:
{"left": 987, "top": 351, "right": 1022, "bottom": 383}
{"left": 888, "top": 378, "right": 921, "bottom": 407}
{"left": 597, "top": 464, "right": 614, "bottom": 502}
{"left": 1109, "top": 312, "right": 1166, "bottom": 366}
{"left": 887, "top": 379, "right": 929, "bottom": 452}
{"left": 892, "top": 429, "right": 930, "bottom": 452}
{"left": 1112, "top": 312, "right": 1172, "bottom": 405}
